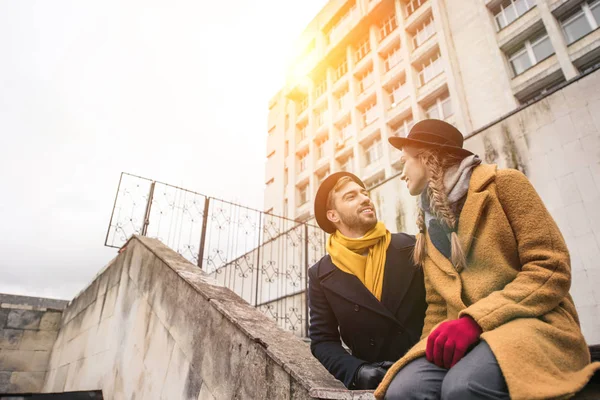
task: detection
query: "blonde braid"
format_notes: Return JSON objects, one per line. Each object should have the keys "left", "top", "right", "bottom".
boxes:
{"left": 417, "top": 150, "right": 467, "bottom": 271}
{"left": 413, "top": 208, "right": 427, "bottom": 266}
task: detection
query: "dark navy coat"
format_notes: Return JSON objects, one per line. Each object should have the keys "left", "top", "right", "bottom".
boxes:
{"left": 307, "top": 233, "right": 427, "bottom": 388}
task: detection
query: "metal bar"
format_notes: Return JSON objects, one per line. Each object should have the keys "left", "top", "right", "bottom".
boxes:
{"left": 254, "top": 212, "right": 264, "bottom": 306}
{"left": 304, "top": 223, "right": 310, "bottom": 337}
{"left": 255, "top": 289, "right": 307, "bottom": 307}
{"left": 141, "top": 181, "right": 156, "bottom": 236}
{"left": 105, "top": 172, "right": 124, "bottom": 247}
{"left": 197, "top": 197, "right": 211, "bottom": 269}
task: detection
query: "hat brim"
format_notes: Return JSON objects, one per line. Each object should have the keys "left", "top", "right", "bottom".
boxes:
{"left": 314, "top": 172, "right": 365, "bottom": 234}
{"left": 388, "top": 136, "right": 474, "bottom": 158}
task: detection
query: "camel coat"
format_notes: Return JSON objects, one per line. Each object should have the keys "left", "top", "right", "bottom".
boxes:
{"left": 375, "top": 164, "right": 600, "bottom": 400}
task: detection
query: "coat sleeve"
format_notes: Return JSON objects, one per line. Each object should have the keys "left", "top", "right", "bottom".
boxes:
{"left": 308, "top": 263, "right": 365, "bottom": 388}
{"left": 420, "top": 271, "right": 448, "bottom": 340}
{"left": 459, "top": 169, "right": 571, "bottom": 332}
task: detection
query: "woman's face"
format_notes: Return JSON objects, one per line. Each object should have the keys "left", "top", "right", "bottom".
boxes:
{"left": 399, "top": 146, "right": 431, "bottom": 196}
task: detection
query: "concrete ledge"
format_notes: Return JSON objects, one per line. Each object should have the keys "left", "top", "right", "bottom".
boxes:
{"left": 43, "top": 235, "right": 373, "bottom": 399}
{"left": 0, "top": 295, "right": 69, "bottom": 312}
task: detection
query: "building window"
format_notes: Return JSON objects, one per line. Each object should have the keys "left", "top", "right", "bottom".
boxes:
{"left": 384, "top": 45, "right": 402, "bottom": 72}
{"left": 297, "top": 96, "right": 308, "bottom": 114}
{"left": 413, "top": 16, "right": 435, "bottom": 48}
{"left": 365, "top": 138, "right": 383, "bottom": 165}
{"left": 336, "top": 87, "right": 351, "bottom": 112}
{"left": 361, "top": 101, "right": 378, "bottom": 126}
{"left": 561, "top": 1, "right": 600, "bottom": 44}
{"left": 297, "top": 123, "right": 307, "bottom": 144}
{"left": 328, "top": 3, "right": 358, "bottom": 44}
{"left": 298, "top": 153, "right": 308, "bottom": 172}
{"left": 334, "top": 58, "right": 348, "bottom": 81}
{"left": 316, "top": 139, "right": 329, "bottom": 160}
{"left": 391, "top": 116, "right": 414, "bottom": 137}
{"left": 283, "top": 199, "right": 288, "bottom": 218}
{"left": 314, "top": 77, "right": 327, "bottom": 100}
{"left": 355, "top": 36, "right": 371, "bottom": 62}
{"left": 508, "top": 32, "right": 554, "bottom": 75}
{"left": 340, "top": 155, "right": 354, "bottom": 173}
{"left": 426, "top": 95, "right": 453, "bottom": 120}
{"left": 417, "top": 52, "right": 443, "bottom": 86}
{"left": 389, "top": 79, "right": 409, "bottom": 106}
{"left": 358, "top": 67, "right": 374, "bottom": 94}
{"left": 315, "top": 108, "right": 328, "bottom": 128}
{"left": 340, "top": 120, "right": 354, "bottom": 140}
{"left": 365, "top": 173, "right": 385, "bottom": 189}
{"left": 317, "top": 169, "right": 330, "bottom": 186}
{"left": 284, "top": 140, "right": 289, "bottom": 157}
{"left": 380, "top": 13, "right": 398, "bottom": 41}
{"left": 284, "top": 168, "right": 288, "bottom": 186}
{"left": 406, "top": 0, "right": 427, "bottom": 17}
{"left": 494, "top": 0, "right": 535, "bottom": 31}
{"left": 298, "top": 185, "right": 309, "bottom": 205}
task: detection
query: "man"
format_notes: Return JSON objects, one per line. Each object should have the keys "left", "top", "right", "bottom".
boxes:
{"left": 308, "top": 172, "right": 427, "bottom": 390}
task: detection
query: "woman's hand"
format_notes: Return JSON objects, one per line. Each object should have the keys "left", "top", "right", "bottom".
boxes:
{"left": 426, "top": 316, "right": 482, "bottom": 369}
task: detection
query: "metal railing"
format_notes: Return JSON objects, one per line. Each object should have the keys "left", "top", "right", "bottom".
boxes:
{"left": 105, "top": 173, "right": 326, "bottom": 337}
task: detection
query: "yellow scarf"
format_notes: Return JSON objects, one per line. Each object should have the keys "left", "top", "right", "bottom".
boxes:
{"left": 326, "top": 221, "right": 391, "bottom": 301}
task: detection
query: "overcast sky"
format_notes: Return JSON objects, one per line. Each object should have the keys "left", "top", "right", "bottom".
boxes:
{"left": 0, "top": 0, "right": 327, "bottom": 300}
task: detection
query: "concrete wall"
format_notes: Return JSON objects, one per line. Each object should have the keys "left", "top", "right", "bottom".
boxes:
{"left": 42, "top": 235, "right": 373, "bottom": 400}
{"left": 0, "top": 295, "right": 67, "bottom": 394}
{"left": 374, "top": 67, "right": 600, "bottom": 345}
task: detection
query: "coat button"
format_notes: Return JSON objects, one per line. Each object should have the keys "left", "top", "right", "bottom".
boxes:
{"left": 354, "top": 304, "right": 360, "bottom": 312}
{"left": 369, "top": 338, "right": 375, "bottom": 346}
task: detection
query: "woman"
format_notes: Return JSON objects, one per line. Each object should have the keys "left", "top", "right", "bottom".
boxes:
{"left": 375, "top": 119, "right": 600, "bottom": 400}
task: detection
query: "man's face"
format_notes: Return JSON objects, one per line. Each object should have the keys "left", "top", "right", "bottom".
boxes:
{"left": 327, "top": 181, "right": 377, "bottom": 235}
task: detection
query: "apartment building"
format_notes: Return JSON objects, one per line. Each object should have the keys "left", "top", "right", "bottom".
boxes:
{"left": 264, "top": 0, "right": 600, "bottom": 221}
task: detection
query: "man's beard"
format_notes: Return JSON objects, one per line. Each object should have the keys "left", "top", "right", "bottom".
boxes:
{"left": 338, "top": 208, "right": 377, "bottom": 233}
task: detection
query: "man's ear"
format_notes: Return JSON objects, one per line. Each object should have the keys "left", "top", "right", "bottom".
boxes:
{"left": 326, "top": 209, "right": 339, "bottom": 224}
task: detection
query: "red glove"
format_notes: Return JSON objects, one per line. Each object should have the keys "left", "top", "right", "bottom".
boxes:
{"left": 426, "top": 316, "right": 482, "bottom": 369}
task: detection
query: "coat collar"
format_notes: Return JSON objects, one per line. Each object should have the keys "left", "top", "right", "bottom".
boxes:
{"left": 317, "top": 233, "right": 416, "bottom": 325}
{"left": 426, "top": 164, "right": 496, "bottom": 276}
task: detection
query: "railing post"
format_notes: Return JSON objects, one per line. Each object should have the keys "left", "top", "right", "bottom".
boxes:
{"left": 105, "top": 172, "right": 124, "bottom": 247}
{"left": 197, "top": 197, "right": 211, "bottom": 269}
{"left": 141, "top": 181, "right": 155, "bottom": 236}
{"left": 304, "top": 223, "right": 310, "bottom": 337}
{"left": 254, "top": 213, "right": 264, "bottom": 307}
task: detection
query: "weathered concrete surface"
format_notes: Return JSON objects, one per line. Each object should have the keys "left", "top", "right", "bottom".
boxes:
{"left": 42, "top": 236, "right": 373, "bottom": 399}
{"left": 0, "top": 295, "right": 66, "bottom": 393}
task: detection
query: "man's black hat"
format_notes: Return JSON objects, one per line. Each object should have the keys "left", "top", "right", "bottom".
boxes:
{"left": 314, "top": 171, "right": 366, "bottom": 234}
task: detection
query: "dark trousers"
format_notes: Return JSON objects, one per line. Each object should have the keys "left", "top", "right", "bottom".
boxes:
{"left": 385, "top": 341, "right": 510, "bottom": 400}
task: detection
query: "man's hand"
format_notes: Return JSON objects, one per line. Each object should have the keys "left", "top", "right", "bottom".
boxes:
{"left": 426, "top": 316, "right": 482, "bottom": 369}
{"left": 352, "top": 361, "right": 394, "bottom": 389}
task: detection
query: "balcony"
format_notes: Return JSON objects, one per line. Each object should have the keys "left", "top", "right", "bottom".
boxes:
{"left": 368, "top": 0, "right": 383, "bottom": 12}
{"left": 386, "top": 96, "right": 412, "bottom": 125}
{"left": 334, "top": 95, "right": 352, "bottom": 124}
{"left": 362, "top": 162, "right": 385, "bottom": 183}
{"left": 417, "top": 72, "right": 447, "bottom": 103}
{"left": 568, "top": 28, "right": 600, "bottom": 68}
{"left": 404, "top": 0, "right": 432, "bottom": 32}
{"left": 315, "top": 111, "right": 329, "bottom": 135}
{"left": 410, "top": 33, "right": 438, "bottom": 64}
{"left": 511, "top": 54, "right": 562, "bottom": 100}
{"left": 296, "top": 200, "right": 311, "bottom": 218}
{"left": 326, "top": 6, "right": 361, "bottom": 51}
{"left": 497, "top": 7, "right": 542, "bottom": 51}
{"left": 296, "top": 159, "right": 310, "bottom": 182}
{"left": 359, "top": 118, "right": 381, "bottom": 144}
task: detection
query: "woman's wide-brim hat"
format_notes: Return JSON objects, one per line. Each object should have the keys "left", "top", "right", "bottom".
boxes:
{"left": 388, "top": 118, "right": 474, "bottom": 158}
{"left": 314, "top": 171, "right": 365, "bottom": 234}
